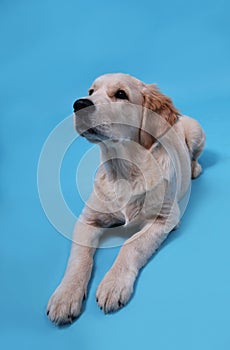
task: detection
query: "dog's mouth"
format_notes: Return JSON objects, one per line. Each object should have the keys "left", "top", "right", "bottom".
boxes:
{"left": 81, "top": 127, "right": 109, "bottom": 141}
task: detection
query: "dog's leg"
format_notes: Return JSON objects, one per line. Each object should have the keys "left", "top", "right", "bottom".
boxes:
{"left": 191, "top": 132, "right": 205, "bottom": 179}
{"left": 181, "top": 116, "right": 205, "bottom": 179}
{"left": 96, "top": 203, "right": 180, "bottom": 313}
{"left": 47, "top": 219, "right": 103, "bottom": 325}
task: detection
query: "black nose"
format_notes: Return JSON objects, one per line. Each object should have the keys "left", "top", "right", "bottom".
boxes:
{"left": 73, "top": 98, "right": 95, "bottom": 112}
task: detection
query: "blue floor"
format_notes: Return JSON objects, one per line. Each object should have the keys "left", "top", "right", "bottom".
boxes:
{"left": 1, "top": 1, "right": 230, "bottom": 349}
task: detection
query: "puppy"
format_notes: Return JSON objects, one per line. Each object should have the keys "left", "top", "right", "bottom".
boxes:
{"left": 47, "top": 73, "right": 205, "bottom": 325}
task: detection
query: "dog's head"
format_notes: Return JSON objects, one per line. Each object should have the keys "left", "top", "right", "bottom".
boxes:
{"left": 73, "top": 73, "right": 179, "bottom": 148}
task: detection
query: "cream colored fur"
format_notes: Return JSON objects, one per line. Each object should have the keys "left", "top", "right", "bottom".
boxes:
{"left": 47, "top": 73, "right": 205, "bottom": 325}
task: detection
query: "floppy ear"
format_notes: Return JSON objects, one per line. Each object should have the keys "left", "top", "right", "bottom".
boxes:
{"left": 140, "top": 84, "right": 179, "bottom": 149}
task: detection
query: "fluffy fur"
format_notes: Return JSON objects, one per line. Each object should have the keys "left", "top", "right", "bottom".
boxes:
{"left": 47, "top": 73, "right": 205, "bottom": 325}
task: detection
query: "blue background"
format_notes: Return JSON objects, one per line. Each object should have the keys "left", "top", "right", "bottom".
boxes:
{"left": 1, "top": 0, "right": 230, "bottom": 349}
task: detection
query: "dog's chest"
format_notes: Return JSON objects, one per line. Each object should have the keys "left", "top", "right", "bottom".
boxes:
{"left": 121, "top": 195, "right": 145, "bottom": 224}
{"left": 119, "top": 180, "right": 166, "bottom": 225}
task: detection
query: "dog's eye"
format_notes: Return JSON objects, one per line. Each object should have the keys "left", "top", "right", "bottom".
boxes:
{"left": 114, "top": 89, "right": 128, "bottom": 100}
{"left": 88, "top": 89, "right": 94, "bottom": 96}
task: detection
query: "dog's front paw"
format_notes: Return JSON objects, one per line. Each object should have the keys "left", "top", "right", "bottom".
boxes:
{"left": 46, "top": 283, "right": 85, "bottom": 326}
{"left": 96, "top": 267, "right": 136, "bottom": 313}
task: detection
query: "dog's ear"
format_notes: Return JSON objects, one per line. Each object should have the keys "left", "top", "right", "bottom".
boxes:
{"left": 140, "top": 84, "right": 179, "bottom": 149}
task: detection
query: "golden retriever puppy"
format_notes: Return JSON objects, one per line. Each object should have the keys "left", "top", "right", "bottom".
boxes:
{"left": 47, "top": 73, "right": 205, "bottom": 325}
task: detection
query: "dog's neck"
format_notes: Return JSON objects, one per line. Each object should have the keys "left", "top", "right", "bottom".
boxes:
{"left": 99, "top": 140, "right": 151, "bottom": 182}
